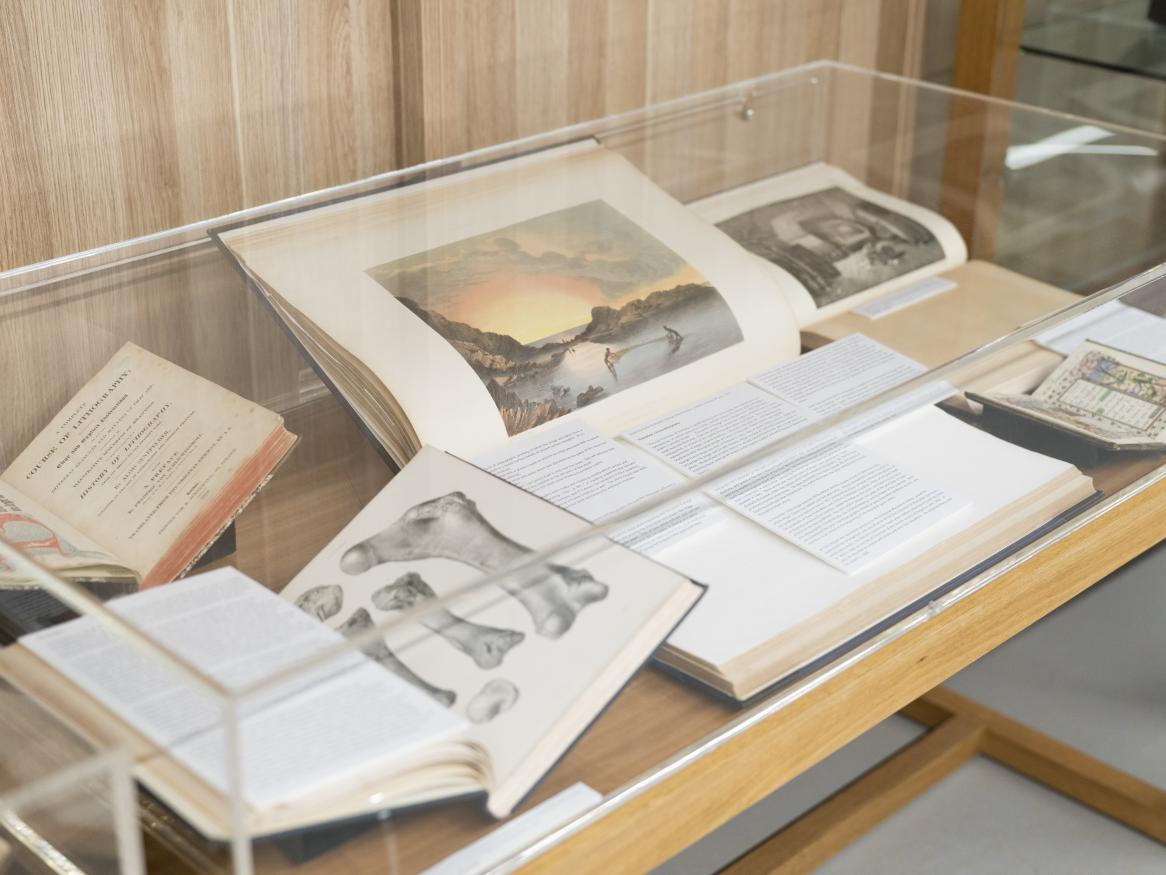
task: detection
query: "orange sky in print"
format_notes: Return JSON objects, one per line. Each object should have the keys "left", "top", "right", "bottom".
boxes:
{"left": 366, "top": 201, "right": 711, "bottom": 343}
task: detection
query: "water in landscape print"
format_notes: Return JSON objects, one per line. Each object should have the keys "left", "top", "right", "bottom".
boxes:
{"left": 366, "top": 200, "right": 744, "bottom": 435}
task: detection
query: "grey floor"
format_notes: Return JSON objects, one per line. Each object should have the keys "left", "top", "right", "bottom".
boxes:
{"left": 655, "top": 539, "right": 1166, "bottom": 874}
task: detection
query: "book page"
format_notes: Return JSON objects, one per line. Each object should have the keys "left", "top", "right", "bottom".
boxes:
{"left": 280, "top": 448, "right": 695, "bottom": 814}
{"left": 218, "top": 142, "right": 800, "bottom": 459}
{"left": 1036, "top": 299, "right": 1166, "bottom": 360}
{"left": 22, "top": 569, "right": 465, "bottom": 811}
{"left": 749, "top": 333, "right": 929, "bottom": 417}
{"left": 688, "top": 163, "right": 967, "bottom": 326}
{"left": 623, "top": 383, "right": 815, "bottom": 478}
{"left": 1013, "top": 340, "right": 1166, "bottom": 444}
{"left": 0, "top": 481, "right": 127, "bottom": 586}
{"left": 473, "top": 421, "right": 725, "bottom": 554}
{"left": 709, "top": 439, "right": 969, "bottom": 574}
{"left": 3, "top": 344, "right": 282, "bottom": 578}
{"left": 660, "top": 406, "right": 1079, "bottom": 668}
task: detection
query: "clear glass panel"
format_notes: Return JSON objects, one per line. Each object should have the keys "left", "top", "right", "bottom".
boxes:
{"left": 0, "top": 676, "right": 143, "bottom": 875}
{"left": 1, "top": 62, "right": 1164, "bottom": 873}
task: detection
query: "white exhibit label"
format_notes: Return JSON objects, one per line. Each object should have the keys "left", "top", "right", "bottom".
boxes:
{"left": 711, "top": 440, "right": 970, "bottom": 574}
{"left": 750, "top": 333, "right": 929, "bottom": 417}
{"left": 473, "top": 421, "right": 720, "bottom": 554}
{"left": 852, "top": 276, "right": 957, "bottom": 319}
{"left": 421, "top": 782, "right": 602, "bottom": 875}
{"left": 622, "top": 383, "right": 815, "bottom": 478}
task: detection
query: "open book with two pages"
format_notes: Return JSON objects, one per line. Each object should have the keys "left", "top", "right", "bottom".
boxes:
{"left": 216, "top": 140, "right": 1097, "bottom": 700}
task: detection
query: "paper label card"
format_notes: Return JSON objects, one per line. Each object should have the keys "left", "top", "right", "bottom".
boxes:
{"left": 749, "top": 333, "right": 928, "bottom": 417}
{"left": 711, "top": 439, "right": 970, "bottom": 574}
{"left": 622, "top": 383, "right": 816, "bottom": 478}
{"left": 473, "top": 422, "right": 721, "bottom": 554}
{"left": 852, "top": 276, "right": 956, "bottom": 319}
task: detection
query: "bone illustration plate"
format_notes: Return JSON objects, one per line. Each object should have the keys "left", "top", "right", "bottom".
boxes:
{"left": 280, "top": 446, "right": 701, "bottom": 816}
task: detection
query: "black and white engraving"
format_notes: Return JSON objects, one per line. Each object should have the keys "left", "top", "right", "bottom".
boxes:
{"left": 293, "top": 584, "right": 344, "bottom": 621}
{"left": 339, "top": 492, "right": 608, "bottom": 638}
{"left": 466, "top": 678, "right": 520, "bottom": 724}
{"left": 716, "top": 186, "right": 944, "bottom": 307}
{"left": 337, "top": 608, "right": 456, "bottom": 706}
{"left": 372, "top": 572, "right": 525, "bottom": 669}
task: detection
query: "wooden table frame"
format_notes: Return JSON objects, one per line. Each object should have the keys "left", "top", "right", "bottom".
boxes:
{"left": 516, "top": 470, "right": 1166, "bottom": 873}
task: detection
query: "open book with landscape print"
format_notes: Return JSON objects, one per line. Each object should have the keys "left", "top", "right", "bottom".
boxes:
{"left": 216, "top": 139, "right": 1097, "bottom": 702}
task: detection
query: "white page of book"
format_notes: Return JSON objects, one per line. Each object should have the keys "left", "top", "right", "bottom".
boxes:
{"left": 1036, "top": 299, "right": 1166, "bottom": 361}
{"left": 750, "top": 334, "right": 928, "bottom": 417}
{"left": 24, "top": 569, "right": 464, "bottom": 811}
{"left": 218, "top": 142, "right": 800, "bottom": 460}
{"left": 709, "top": 439, "right": 969, "bottom": 574}
{"left": 280, "top": 448, "right": 691, "bottom": 814}
{"left": 472, "top": 421, "right": 723, "bottom": 554}
{"left": 623, "top": 383, "right": 816, "bottom": 478}
{"left": 660, "top": 406, "right": 1075, "bottom": 666}
{"left": 3, "top": 344, "right": 280, "bottom": 578}
{"left": 473, "top": 421, "right": 676, "bottom": 521}
{"left": 688, "top": 163, "right": 967, "bottom": 326}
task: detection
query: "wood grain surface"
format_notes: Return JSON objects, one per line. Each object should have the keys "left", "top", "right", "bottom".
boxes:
{"left": 1, "top": 0, "right": 937, "bottom": 271}
{"left": 94, "top": 393, "right": 1166, "bottom": 873}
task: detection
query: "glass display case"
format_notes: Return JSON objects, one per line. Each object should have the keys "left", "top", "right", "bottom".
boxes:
{"left": 1, "top": 62, "right": 1165, "bottom": 874}
{"left": 0, "top": 678, "right": 143, "bottom": 875}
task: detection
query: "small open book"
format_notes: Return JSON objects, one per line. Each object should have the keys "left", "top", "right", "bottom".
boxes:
{"left": 2, "top": 450, "right": 700, "bottom": 840}
{"left": 0, "top": 343, "right": 296, "bottom": 594}
{"left": 970, "top": 341, "right": 1166, "bottom": 451}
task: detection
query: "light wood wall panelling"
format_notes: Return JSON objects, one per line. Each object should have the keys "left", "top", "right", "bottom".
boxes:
{"left": 0, "top": 1, "right": 240, "bottom": 271}
{"left": 2, "top": 0, "right": 938, "bottom": 271}
{"left": 228, "top": 0, "right": 398, "bottom": 206}
{"left": 939, "top": 0, "right": 1026, "bottom": 257}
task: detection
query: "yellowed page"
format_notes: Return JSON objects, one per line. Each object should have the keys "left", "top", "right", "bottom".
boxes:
{"left": 3, "top": 343, "right": 281, "bottom": 577}
{"left": 0, "top": 480, "right": 129, "bottom": 586}
{"left": 219, "top": 142, "right": 800, "bottom": 458}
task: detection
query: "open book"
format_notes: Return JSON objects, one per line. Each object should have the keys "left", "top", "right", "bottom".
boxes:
{"left": 0, "top": 343, "right": 296, "bottom": 594}
{"left": 1, "top": 451, "right": 700, "bottom": 840}
{"left": 970, "top": 340, "right": 1166, "bottom": 451}
{"left": 216, "top": 141, "right": 1074, "bottom": 467}
{"left": 216, "top": 140, "right": 1095, "bottom": 700}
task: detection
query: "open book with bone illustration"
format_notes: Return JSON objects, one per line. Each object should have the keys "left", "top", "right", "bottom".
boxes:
{"left": 280, "top": 448, "right": 702, "bottom": 823}
{"left": 216, "top": 141, "right": 1097, "bottom": 701}
{"left": 1, "top": 452, "right": 701, "bottom": 839}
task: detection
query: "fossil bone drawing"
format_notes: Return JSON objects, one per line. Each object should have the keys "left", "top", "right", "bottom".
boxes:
{"left": 372, "top": 572, "right": 525, "bottom": 669}
{"left": 339, "top": 492, "right": 608, "bottom": 638}
{"left": 466, "top": 678, "right": 519, "bottom": 724}
{"left": 337, "top": 608, "right": 456, "bottom": 707}
{"left": 294, "top": 584, "right": 344, "bottom": 621}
